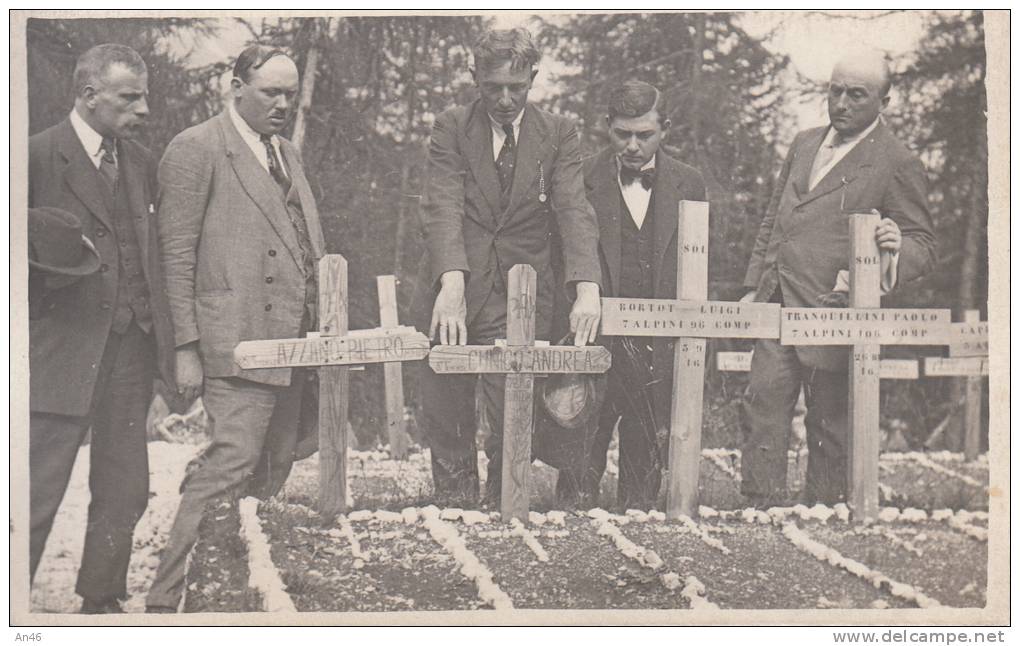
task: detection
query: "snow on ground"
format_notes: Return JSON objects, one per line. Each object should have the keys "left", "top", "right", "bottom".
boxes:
{"left": 30, "top": 441, "right": 200, "bottom": 614}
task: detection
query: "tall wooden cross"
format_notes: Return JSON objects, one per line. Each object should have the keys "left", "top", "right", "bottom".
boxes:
{"left": 233, "top": 255, "right": 431, "bottom": 517}
{"left": 601, "top": 206, "right": 958, "bottom": 521}
{"left": 599, "top": 201, "right": 782, "bottom": 519}
{"left": 928, "top": 309, "right": 988, "bottom": 461}
{"left": 429, "top": 264, "right": 612, "bottom": 522}
{"left": 377, "top": 275, "right": 410, "bottom": 460}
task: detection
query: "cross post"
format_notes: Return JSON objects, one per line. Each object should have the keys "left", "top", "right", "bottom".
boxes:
{"left": 378, "top": 275, "right": 410, "bottom": 460}
{"left": 233, "top": 254, "right": 430, "bottom": 517}
{"left": 429, "top": 264, "right": 613, "bottom": 522}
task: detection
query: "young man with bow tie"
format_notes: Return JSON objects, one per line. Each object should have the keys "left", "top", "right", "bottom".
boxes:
{"left": 146, "top": 45, "right": 326, "bottom": 613}
{"left": 415, "top": 27, "right": 602, "bottom": 507}
{"left": 740, "top": 51, "right": 936, "bottom": 507}
{"left": 553, "top": 80, "right": 707, "bottom": 511}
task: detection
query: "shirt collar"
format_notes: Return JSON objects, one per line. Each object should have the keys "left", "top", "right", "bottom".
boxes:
{"left": 489, "top": 108, "right": 525, "bottom": 136}
{"left": 229, "top": 101, "right": 278, "bottom": 148}
{"left": 825, "top": 116, "right": 881, "bottom": 148}
{"left": 69, "top": 108, "right": 107, "bottom": 159}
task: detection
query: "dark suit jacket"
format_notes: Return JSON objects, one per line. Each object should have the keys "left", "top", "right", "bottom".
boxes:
{"left": 157, "top": 110, "right": 326, "bottom": 386}
{"left": 416, "top": 99, "right": 601, "bottom": 341}
{"left": 28, "top": 118, "right": 175, "bottom": 416}
{"left": 743, "top": 121, "right": 936, "bottom": 371}
{"left": 584, "top": 148, "right": 707, "bottom": 424}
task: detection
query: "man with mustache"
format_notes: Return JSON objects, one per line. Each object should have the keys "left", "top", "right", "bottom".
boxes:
{"left": 416, "top": 27, "right": 602, "bottom": 506}
{"left": 147, "top": 45, "right": 326, "bottom": 612}
{"left": 740, "top": 50, "right": 936, "bottom": 506}
{"left": 27, "top": 44, "right": 175, "bottom": 613}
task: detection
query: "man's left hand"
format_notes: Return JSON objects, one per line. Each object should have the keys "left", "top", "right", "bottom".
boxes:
{"left": 875, "top": 215, "right": 902, "bottom": 254}
{"left": 569, "top": 281, "right": 601, "bottom": 346}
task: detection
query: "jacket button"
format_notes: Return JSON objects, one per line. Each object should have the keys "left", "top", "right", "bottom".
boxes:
{"left": 268, "top": 249, "right": 277, "bottom": 257}
{"left": 100, "top": 264, "right": 109, "bottom": 273}
{"left": 96, "top": 230, "right": 106, "bottom": 237}
{"left": 100, "top": 302, "right": 111, "bottom": 310}
{"left": 265, "top": 276, "right": 273, "bottom": 284}
{"left": 265, "top": 304, "right": 272, "bottom": 311}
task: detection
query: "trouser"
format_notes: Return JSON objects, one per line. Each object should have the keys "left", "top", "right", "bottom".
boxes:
{"left": 30, "top": 322, "right": 154, "bottom": 602}
{"left": 421, "top": 288, "right": 541, "bottom": 504}
{"left": 742, "top": 338, "right": 849, "bottom": 504}
{"left": 145, "top": 372, "right": 305, "bottom": 609}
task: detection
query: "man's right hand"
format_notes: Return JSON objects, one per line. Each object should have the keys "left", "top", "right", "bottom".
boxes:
{"left": 739, "top": 290, "right": 758, "bottom": 304}
{"left": 429, "top": 271, "right": 468, "bottom": 345}
{"left": 175, "top": 344, "right": 204, "bottom": 401}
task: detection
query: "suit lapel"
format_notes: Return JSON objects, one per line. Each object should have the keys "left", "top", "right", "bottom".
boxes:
{"left": 56, "top": 119, "right": 114, "bottom": 231}
{"left": 587, "top": 150, "right": 622, "bottom": 297}
{"left": 118, "top": 142, "right": 150, "bottom": 259}
{"left": 504, "top": 104, "right": 548, "bottom": 221}
{"left": 463, "top": 102, "right": 503, "bottom": 223}
{"left": 791, "top": 127, "right": 827, "bottom": 199}
{"left": 652, "top": 155, "right": 682, "bottom": 291}
{"left": 217, "top": 111, "right": 304, "bottom": 271}
{"left": 280, "top": 141, "right": 325, "bottom": 258}
{"left": 797, "top": 125, "right": 878, "bottom": 207}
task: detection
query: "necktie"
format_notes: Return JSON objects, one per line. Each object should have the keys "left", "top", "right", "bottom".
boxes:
{"left": 99, "top": 137, "right": 118, "bottom": 192}
{"left": 261, "top": 134, "right": 292, "bottom": 195}
{"left": 809, "top": 133, "right": 847, "bottom": 189}
{"left": 261, "top": 134, "right": 313, "bottom": 277}
{"left": 495, "top": 123, "right": 516, "bottom": 195}
{"left": 620, "top": 166, "right": 655, "bottom": 191}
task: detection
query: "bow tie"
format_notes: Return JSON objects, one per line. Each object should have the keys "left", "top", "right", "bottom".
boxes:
{"left": 620, "top": 166, "right": 655, "bottom": 190}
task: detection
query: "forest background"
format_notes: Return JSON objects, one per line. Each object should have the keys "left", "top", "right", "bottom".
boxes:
{"left": 23, "top": 10, "right": 989, "bottom": 453}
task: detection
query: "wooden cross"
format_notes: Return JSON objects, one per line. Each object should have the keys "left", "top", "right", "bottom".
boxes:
{"left": 377, "top": 275, "right": 410, "bottom": 460}
{"left": 599, "top": 200, "right": 782, "bottom": 519}
{"left": 233, "top": 255, "right": 430, "bottom": 517}
{"left": 429, "top": 264, "right": 612, "bottom": 522}
{"left": 928, "top": 309, "right": 988, "bottom": 461}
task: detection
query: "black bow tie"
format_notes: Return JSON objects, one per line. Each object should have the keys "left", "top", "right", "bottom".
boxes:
{"left": 620, "top": 166, "right": 655, "bottom": 190}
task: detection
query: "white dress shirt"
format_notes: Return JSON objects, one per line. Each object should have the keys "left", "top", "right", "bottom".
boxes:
{"left": 808, "top": 117, "right": 880, "bottom": 191}
{"left": 229, "top": 102, "right": 288, "bottom": 178}
{"left": 617, "top": 155, "right": 656, "bottom": 229}
{"left": 70, "top": 108, "right": 114, "bottom": 169}
{"left": 489, "top": 109, "right": 524, "bottom": 161}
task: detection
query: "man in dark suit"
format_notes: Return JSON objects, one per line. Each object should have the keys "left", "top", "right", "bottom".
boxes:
{"left": 550, "top": 80, "right": 706, "bottom": 511}
{"left": 741, "top": 51, "right": 936, "bottom": 506}
{"left": 417, "top": 28, "right": 602, "bottom": 506}
{"left": 146, "top": 45, "right": 326, "bottom": 613}
{"left": 28, "top": 44, "right": 175, "bottom": 613}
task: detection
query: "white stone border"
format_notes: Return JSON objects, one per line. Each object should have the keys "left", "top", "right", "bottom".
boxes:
{"left": 780, "top": 522, "right": 941, "bottom": 609}
{"left": 588, "top": 509, "right": 720, "bottom": 610}
{"left": 238, "top": 497, "right": 296, "bottom": 613}
{"left": 418, "top": 505, "right": 514, "bottom": 610}
{"left": 883, "top": 452, "right": 985, "bottom": 489}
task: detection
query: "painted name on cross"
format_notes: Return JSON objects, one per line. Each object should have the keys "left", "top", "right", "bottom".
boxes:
{"left": 429, "top": 345, "right": 611, "bottom": 374}
{"left": 600, "top": 298, "right": 780, "bottom": 338}
{"left": 949, "top": 321, "right": 989, "bottom": 357}
{"left": 780, "top": 308, "right": 952, "bottom": 346}
{"left": 234, "top": 330, "right": 430, "bottom": 369}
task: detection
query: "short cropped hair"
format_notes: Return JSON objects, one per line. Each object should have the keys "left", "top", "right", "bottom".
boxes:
{"left": 607, "top": 80, "right": 668, "bottom": 126}
{"left": 233, "top": 45, "right": 291, "bottom": 83}
{"left": 472, "top": 28, "right": 540, "bottom": 73}
{"left": 72, "top": 44, "right": 146, "bottom": 96}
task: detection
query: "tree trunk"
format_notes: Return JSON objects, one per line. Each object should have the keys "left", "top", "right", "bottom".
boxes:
{"left": 291, "top": 18, "right": 324, "bottom": 154}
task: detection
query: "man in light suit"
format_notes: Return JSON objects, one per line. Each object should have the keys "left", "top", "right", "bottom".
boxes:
{"left": 147, "top": 45, "right": 325, "bottom": 612}
{"left": 417, "top": 28, "right": 602, "bottom": 506}
{"left": 546, "top": 80, "right": 707, "bottom": 511}
{"left": 27, "top": 44, "right": 175, "bottom": 613}
{"left": 741, "top": 51, "right": 936, "bottom": 506}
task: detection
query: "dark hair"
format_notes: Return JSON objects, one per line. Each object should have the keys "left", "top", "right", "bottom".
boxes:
{"left": 472, "top": 28, "right": 540, "bottom": 73}
{"left": 233, "top": 45, "right": 291, "bottom": 83}
{"left": 72, "top": 44, "right": 146, "bottom": 96}
{"left": 607, "top": 80, "right": 668, "bottom": 126}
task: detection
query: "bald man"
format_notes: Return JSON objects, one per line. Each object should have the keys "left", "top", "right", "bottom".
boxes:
{"left": 740, "top": 51, "right": 936, "bottom": 506}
